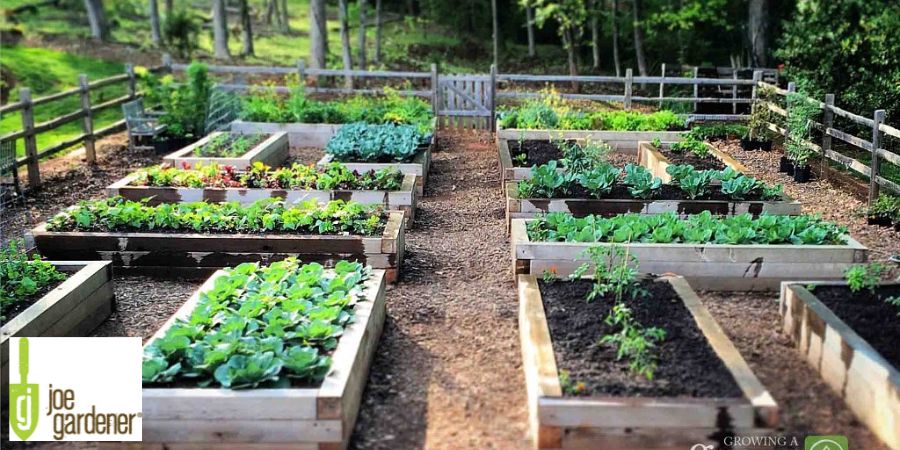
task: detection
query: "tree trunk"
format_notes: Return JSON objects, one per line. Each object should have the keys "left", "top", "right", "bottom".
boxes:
{"left": 212, "top": 0, "right": 231, "bottom": 60}
{"left": 748, "top": 0, "right": 768, "bottom": 67}
{"left": 310, "top": 0, "right": 328, "bottom": 69}
{"left": 266, "top": 0, "right": 277, "bottom": 25}
{"left": 491, "top": 0, "right": 499, "bottom": 70}
{"left": 149, "top": 0, "right": 162, "bottom": 46}
{"left": 164, "top": 0, "right": 172, "bottom": 17}
{"left": 590, "top": 0, "right": 600, "bottom": 69}
{"left": 239, "top": 0, "right": 254, "bottom": 56}
{"left": 632, "top": 0, "right": 648, "bottom": 76}
{"left": 525, "top": 5, "right": 535, "bottom": 57}
{"left": 562, "top": 28, "right": 578, "bottom": 91}
{"left": 374, "top": 0, "right": 382, "bottom": 64}
{"left": 611, "top": 0, "right": 621, "bottom": 77}
{"left": 338, "top": 0, "right": 353, "bottom": 88}
{"left": 83, "top": 0, "right": 109, "bottom": 41}
{"left": 282, "top": 0, "right": 290, "bottom": 32}
{"left": 358, "top": 0, "right": 367, "bottom": 70}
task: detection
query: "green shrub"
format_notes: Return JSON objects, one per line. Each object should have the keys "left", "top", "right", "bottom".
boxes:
{"left": 140, "top": 62, "right": 212, "bottom": 138}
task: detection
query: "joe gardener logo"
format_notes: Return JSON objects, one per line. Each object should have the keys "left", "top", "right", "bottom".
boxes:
{"left": 806, "top": 436, "right": 849, "bottom": 450}
{"left": 7, "top": 337, "right": 142, "bottom": 441}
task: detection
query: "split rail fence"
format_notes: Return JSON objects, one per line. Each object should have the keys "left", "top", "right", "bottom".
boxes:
{"left": 753, "top": 74, "right": 900, "bottom": 202}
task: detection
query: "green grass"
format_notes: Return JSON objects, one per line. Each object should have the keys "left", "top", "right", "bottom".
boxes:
{"left": 1, "top": 46, "right": 126, "bottom": 157}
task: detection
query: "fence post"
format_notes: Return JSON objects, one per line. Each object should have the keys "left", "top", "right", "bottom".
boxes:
{"left": 489, "top": 64, "right": 497, "bottom": 131}
{"left": 821, "top": 93, "right": 834, "bottom": 180}
{"left": 162, "top": 53, "right": 172, "bottom": 73}
{"left": 297, "top": 59, "right": 307, "bottom": 90}
{"left": 430, "top": 63, "right": 439, "bottom": 123}
{"left": 731, "top": 70, "right": 738, "bottom": 115}
{"left": 692, "top": 66, "right": 699, "bottom": 113}
{"left": 125, "top": 64, "right": 136, "bottom": 99}
{"left": 785, "top": 82, "right": 796, "bottom": 153}
{"left": 869, "top": 109, "right": 885, "bottom": 205}
{"left": 78, "top": 74, "right": 96, "bottom": 165}
{"left": 658, "top": 63, "right": 665, "bottom": 109}
{"left": 751, "top": 70, "right": 762, "bottom": 101}
{"left": 19, "top": 88, "right": 41, "bottom": 188}
{"left": 624, "top": 68, "right": 633, "bottom": 110}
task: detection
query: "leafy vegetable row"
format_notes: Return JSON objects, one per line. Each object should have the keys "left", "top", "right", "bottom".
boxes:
{"left": 240, "top": 88, "right": 434, "bottom": 134}
{"left": 526, "top": 211, "right": 848, "bottom": 246}
{"left": 132, "top": 162, "right": 404, "bottom": 191}
{"left": 143, "top": 259, "right": 370, "bottom": 388}
{"left": 326, "top": 122, "right": 430, "bottom": 163}
{"left": 498, "top": 92, "right": 685, "bottom": 131}
{"left": 46, "top": 197, "right": 386, "bottom": 236}
{"left": 1, "top": 240, "right": 68, "bottom": 323}
{"left": 193, "top": 133, "right": 267, "bottom": 158}
{"left": 517, "top": 162, "right": 783, "bottom": 201}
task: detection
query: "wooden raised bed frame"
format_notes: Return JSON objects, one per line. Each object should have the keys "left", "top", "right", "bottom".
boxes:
{"left": 505, "top": 181, "right": 802, "bottom": 229}
{"left": 135, "top": 268, "right": 387, "bottom": 450}
{"left": 510, "top": 219, "right": 868, "bottom": 291}
{"left": 316, "top": 138, "right": 433, "bottom": 196}
{"left": 1, "top": 261, "right": 114, "bottom": 381}
{"left": 637, "top": 141, "right": 748, "bottom": 183}
{"left": 519, "top": 274, "right": 778, "bottom": 450}
{"left": 780, "top": 282, "right": 900, "bottom": 450}
{"left": 163, "top": 131, "right": 289, "bottom": 170}
{"left": 496, "top": 127, "right": 684, "bottom": 153}
{"left": 497, "top": 137, "right": 638, "bottom": 183}
{"left": 30, "top": 212, "right": 406, "bottom": 283}
{"left": 230, "top": 121, "right": 342, "bottom": 148}
{"left": 107, "top": 173, "right": 418, "bottom": 229}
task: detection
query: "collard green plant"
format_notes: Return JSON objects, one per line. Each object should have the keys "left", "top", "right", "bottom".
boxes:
{"left": 46, "top": 197, "right": 385, "bottom": 236}
{"left": 1, "top": 240, "right": 68, "bottom": 322}
{"left": 622, "top": 164, "right": 662, "bottom": 199}
{"left": 325, "top": 123, "right": 428, "bottom": 163}
{"left": 678, "top": 170, "right": 714, "bottom": 199}
{"left": 576, "top": 165, "right": 621, "bottom": 198}
{"left": 143, "top": 259, "right": 370, "bottom": 388}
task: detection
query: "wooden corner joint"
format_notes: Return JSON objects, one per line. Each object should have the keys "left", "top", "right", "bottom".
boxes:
{"left": 317, "top": 396, "right": 343, "bottom": 420}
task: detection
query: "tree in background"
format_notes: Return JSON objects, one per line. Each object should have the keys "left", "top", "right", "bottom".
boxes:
{"left": 534, "top": 0, "right": 588, "bottom": 80}
{"left": 776, "top": 0, "right": 900, "bottom": 121}
{"left": 149, "top": 0, "right": 162, "bottom": 46}
{"left": 358, "top": 0, "right": 368, "bottom": 69}
{"left": 163, "top": 7, "right": 200, "bottom": 59}
{"left": 631, "top": 0, "right": 647, "bottom": 76}
{"left": 310, "top": 0, "right": 328, "bottom": 69}
{"left": 374, "top": 0, "right": 383, "bottom": 64}
{"left": 610, "top": 0, "right": 621, "bottom": 76}
{"left": 83, "top": 0, "right": 109, "bottom": 41}
{"left": 338, "top": 0, "right": 353, "bottom": 87}
{"left": 239, "top": 0, "right": 254, "bottom": 56}
{"left": 747, "top": 0, "right": 768, "bottom": 66}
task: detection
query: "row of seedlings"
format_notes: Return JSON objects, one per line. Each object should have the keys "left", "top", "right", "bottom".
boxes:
{"left": 501, "top": 111, "right": 873, "bottom": 448}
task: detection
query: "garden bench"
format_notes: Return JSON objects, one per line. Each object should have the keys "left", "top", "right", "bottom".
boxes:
{"left": 122, "top": 99, "right": 166, "bottom": 151}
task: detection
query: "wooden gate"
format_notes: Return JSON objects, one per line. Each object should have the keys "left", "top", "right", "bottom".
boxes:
{"left": 436, "top": 73, "right": 495, "bottom": 130}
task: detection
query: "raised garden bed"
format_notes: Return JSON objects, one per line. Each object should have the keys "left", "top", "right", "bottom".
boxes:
{"left": 780, "top": 281, "right": 900, "bottom": 449}
{"left": 505, "top": 181, "right": 801, "bottom": 226}
{"left": 141, "top": 263, "right": 387, "bottom": 449}
{"left": 106, "top": 171, "right": 418, "bottom": 229}
{"left": 30, "top": 199, "right": 406, "bottom": 282}
{"left": 497, "top": 138, "right": 635, "bottom": 183}
{"left": 638, "top": 141, "right": 747, "bottom": 183}
{"left": 1, "top": 261, "right": 114, "bottom": 377}
{"left": 318, "top": 137, "right": 433, "bottom": 196}
{"left": 163, "top": 131, "right": 289, "bottom": 169}
{"left": 519, "top": 273, "right": 778, "bottom": 449}
{"left": 231, "top": 120, "right": 341, "bottom": 148}
{"left": 511, "top": 215, "right": 868, "bottom": 290}
{"left": 497, "top": 127, "right": 683, "bottom": 153}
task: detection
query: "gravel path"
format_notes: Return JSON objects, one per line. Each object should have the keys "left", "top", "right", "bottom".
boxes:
{"left": 350, "top": 130, "right": 529, "bottom": 449}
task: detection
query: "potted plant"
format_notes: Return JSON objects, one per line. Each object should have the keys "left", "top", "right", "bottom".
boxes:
{"left": 785, "top": 91, "right": 820, "bottom": 182}
{"left": 742, "top": 86, "right": 777, "bottom": 151}
{"left": 866, "top": 194, "right": 898, "bottom": 227}
{"left": 138, "top": 62, "right": 213, "bottom": 154}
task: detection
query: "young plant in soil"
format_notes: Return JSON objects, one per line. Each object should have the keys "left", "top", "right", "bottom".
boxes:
{"left": 1, "top": 240, "right": 68, "bottom": 323}
{"left": 661, "top": 137, "right": 726, "bottom": 171}
{"left": 508, "top": 137, "right": 611, "bottom": 170}
{"left": 785, "top": 92, "right": 821, "bottom": 178}
{"left": 46, "top": 197, "right": 386, "bottom": 236}
{"left": 142, "top": 259, "right": 370, "bottom": 388}
{"left": 193, "top": 134, "right": 267, "bottom": 158}
{"left": 133, "top": 162, "right": 403, "bottom": 191}
{"left": 844, "top": 262, "right": 888, "bottom": 294}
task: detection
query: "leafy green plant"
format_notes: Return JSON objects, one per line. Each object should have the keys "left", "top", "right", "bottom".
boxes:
{"left": 599, "top": 302, "right": 666, "bottom": 380}
{"left": 670, "top": 137, "right": 710, "bottom": 158}
{"left": 140, "top": 62, "right": 212, "bottom": 139}
{"left": 193, "top": 134, "right": 266, "bottom": 158}
{"left": 687, "top": 123, "right": 748, "bottom": 141}
{"left": 527, "top": 211, "right": 849, "bottom": 246}
{"left": 325, "top": 123, "right": 427, "bottom": 163}
{"left": 678, "top": 170, "right": 715, "bottom": 199}
{"left": 622, "top": 164, "right": 661, "bottom": 199}
{"left": 747, "top": 86, "right": 778, "bottom": 141}
{"left": 576, "top": 164, "right": 621, "bottom": 198}
{"left": 143, "top": 259, "right": 369, "bottom": 388}
{"left": 885, "top": 296, "right": 900, "bottom": 317}
{"left": 46, "top": 197, "right": 386, "bottom": 236}
{"left": 785, "top": 92, "right": 821, "bottom": 167}
{"left": 517, "top": 161, "right": 573, "bottom": 198}
{"left": 1, "top": 240, "right": 68, "bottom": 322}
{"left": 844, "top": 263, "right": 887, "bottom": 294}
{"left": 499, "top": 92, "right": 685, "bottom": 131}
{"left": 720, "top": 176, "right": 759, "bottom": 200}
{"left": 557, "top": 138, "right": 611, "bottom": 172}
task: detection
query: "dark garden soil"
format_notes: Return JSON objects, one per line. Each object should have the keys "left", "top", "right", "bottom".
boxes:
{"left": 531, "top": 183, "right": 772, "bottom": 202}
{"left": 812, "top": 285, "right": 900, "bottom": 368}
{"left": 1, "top": 276, "right": 69, "bottom": 325}
{"left": 194, "top": 133, "right": 267, "bottom": 157}
{"left": 661, "top": 147, "right": 727, "bottom": 170}
{"left": 540, "top": 279, "right": 743, "bottom": 398}
{"left": 508, "top": 139, "right": 636, "bottom": 168}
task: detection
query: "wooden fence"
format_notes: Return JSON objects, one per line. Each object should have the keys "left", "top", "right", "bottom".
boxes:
{"left": 753, "top": 73, "right": 900, "bottom": 203}
{"left": 0, "top": 65, "right": 141, "bottom": 188}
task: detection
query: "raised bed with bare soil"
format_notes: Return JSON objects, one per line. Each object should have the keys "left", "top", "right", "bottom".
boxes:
{"left": 519, "top": 274, "right": 778, "bottom": 449}
{"left": 134, "top": 268, "right": 387, "bottom": 450}
{"left": 510, "top": 219, "right": 868, "bottom": 290}
{"left": 106, "top": 173, "right": 419, "bottom": 229}
{"left": 163, "top": 131, "right": 289, "bottom": 169}
{"left": 496, "top": 125, "right": 684, "bottom": 153}
{"left": 780, "top": 281, "right": 900, "bottom": 449}
{"left": 1, "top": 261, "right": 114, "bottom": 377}
{"left": 317, "top": 138, "right": 434, "bottom": 196}
{"left": 504, "top": 181, "right": 802, "bottom": 228}
{"left": 231, "top": 120, "right": 342, "bottom": 148}
{"left": 638, "top": 141, "right": 748, "bottom": 183}
{"left": 30, "top": 212, "right": 406, "bottom": 282}
{"left": 497, "top": 138, "right": 636, "bottom": 183}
